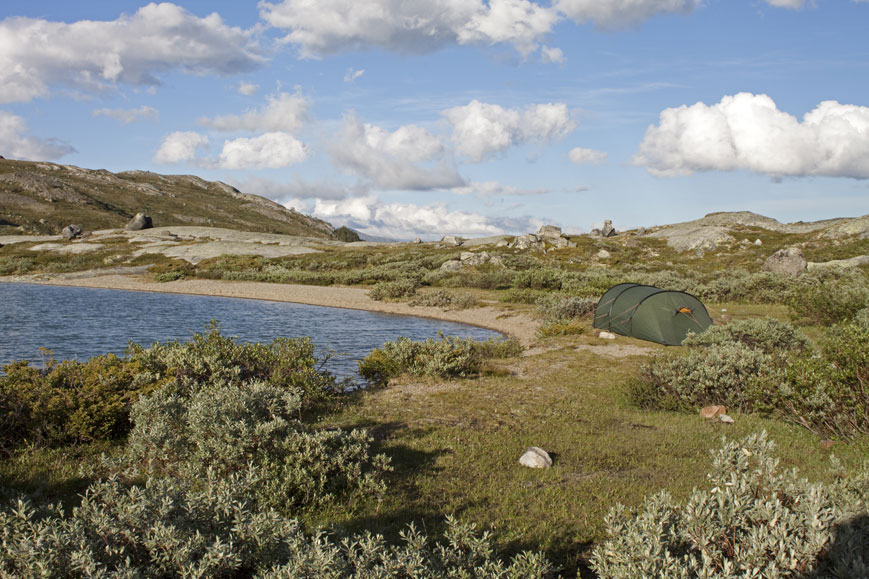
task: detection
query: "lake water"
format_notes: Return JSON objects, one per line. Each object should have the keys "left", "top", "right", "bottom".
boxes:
{"left": 0, "top": 283, "right": 501, "bottom": 379}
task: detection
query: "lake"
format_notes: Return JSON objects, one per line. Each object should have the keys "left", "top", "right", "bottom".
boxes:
{"left": 0, "top": 282, "right": 501, "bottom": 379}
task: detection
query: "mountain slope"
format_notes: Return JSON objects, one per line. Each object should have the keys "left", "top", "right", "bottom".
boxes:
{"left": 0, "top": 158, "right": 334, "bottom": 238}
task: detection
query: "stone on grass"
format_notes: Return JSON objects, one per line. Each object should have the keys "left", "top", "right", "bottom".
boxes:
{"left": 597, "top": 249, "right": 611, "bottom": 259}
{"left": 61, "top": 224, "right": 82, "bottom": 240}
{"left": 718, "top": 414, "right": 735, "bottom": 424}
{"left": 519, "top": 447, "right": 553, "bottom": 469}
{"left": 763, "top": 247, "right": 807, "bottom": 276}
{"left": 126, "top": 212, "right": 153, "bottom": 231}
{"left": 700, "top": 405, "right": 726, "bottom": 419}
{"left": 441, "top": 235, "right": 463, "bottom": 246}
{"left": 598, "top": 331, "right": 616, "bottom": 340}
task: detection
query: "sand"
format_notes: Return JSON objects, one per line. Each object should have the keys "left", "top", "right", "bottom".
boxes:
{"left": 2, "top": 272, "right": 540, "bottom": 346}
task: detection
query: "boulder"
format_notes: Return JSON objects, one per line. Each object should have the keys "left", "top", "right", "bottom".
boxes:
{"left": 600, "top": 220, "right": 616, "bottom": 237}
{"left": 439, "top": 260, "right": 464, "bottom": 272}
{"left": 510, "top": 234, "right": 542, "bottom": 250}
{"left": 412, "top": 237, "right": 422, "bottom": 244}
{"left": 636, "top": 226, "right": 646, "bottom": 236}
{"left": 126, "top": 213, "right": 153, "bottom": 231}
{"left": 61, "top": 224, "right": 82, "bottom": 240}
{"left": 519, "top": 447, "right": 553, "bottom": 469}
{"left": 441, "top": 235, "right": 463, "bottom": 246}
{"left": 597, "top": 249, "right": 611, "bottom": 259}
{"left": 537, "top": 224, "right": 563, "bottom": 239}
{"left": 763, "top": 247, "right": 806, "bottom": 276}
{"left": 460, "top": 251, "right": 491, "bottom": 266}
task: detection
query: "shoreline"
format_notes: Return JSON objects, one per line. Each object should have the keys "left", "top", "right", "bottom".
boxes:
{"left": 1, "top": 273, "right": 540, "bottom": 346}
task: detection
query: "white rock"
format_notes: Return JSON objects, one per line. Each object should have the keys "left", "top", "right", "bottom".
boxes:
{"left": 754, "top": 239, "right": 763, "bottom": 245}
{"left": 718, "top": 414, "right": 735, "bottom": 424}
{"left": 519, "top": 447, "right": 553, "bottom": 469}
{"left": 597, "top": 249, "right": 611, "bottom": 259}
{"left": 598, "top": 331, "right": 616, "bottom": 340}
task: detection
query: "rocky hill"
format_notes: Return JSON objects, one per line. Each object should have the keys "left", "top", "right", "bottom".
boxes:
{"left": 0, "top": 158, "right": 334, "bottom": 238}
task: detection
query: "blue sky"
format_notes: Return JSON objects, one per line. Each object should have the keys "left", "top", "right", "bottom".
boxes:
{"left": 1, "top": 1, "right": 867, "bottom": 240}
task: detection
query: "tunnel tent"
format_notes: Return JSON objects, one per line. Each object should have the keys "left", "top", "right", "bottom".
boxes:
{"left": 593, "top": 283, "right": 713, "bottom": 345}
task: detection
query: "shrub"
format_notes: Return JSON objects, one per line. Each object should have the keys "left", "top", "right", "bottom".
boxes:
{"left": 789, "top": 272, "right": 869, "bottom": 325}
{"left": 537, "top": 320, "right": 586, "bottom": 338}
{"left": 0, "top": 479, "right": 553, "bottom": 578}
{"left": 409, "top": 289, "right": 477, "bottom": 310}
{"left": 500, "top": 288, "right": 545, "bottom": 304}
{"left": 535, "top": 295, "right": 596, "bottom": 323}
{"left": 358, "top": 334, "right": 521, "bottom": 386}
{"left": 682, "top": 317, "right": 808, "bottom": 353}
{"left": 591, "top": 431, "right": 869, "bottom": 578}
{"left": 125, "top": 379, "right": 390, "bottom": 511}
{"left": 332, "top": 226, "right": 361, "bottom": 242}
{"left": 368, "top": 278, "right": 418, "bottom": 301}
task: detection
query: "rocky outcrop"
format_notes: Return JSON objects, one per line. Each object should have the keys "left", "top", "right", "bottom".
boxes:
{"left": 647, "top": 225, "right": 734, "bottom": 252}
{"left": 126, "top": 213, "right": 153, "bottom": 231}
{"left": 763, "top": 247, "right": 807, "bottom": 276}
{"left": 807, "top": 255, "right": 869, "bottom": 270}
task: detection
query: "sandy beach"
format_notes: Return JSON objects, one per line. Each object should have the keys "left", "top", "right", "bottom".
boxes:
{"left": 2, "top": 272, "right": 540, "bottom": 346}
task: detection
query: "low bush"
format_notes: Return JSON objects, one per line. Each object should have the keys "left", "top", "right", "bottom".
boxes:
{"left": 591, "top": 431, "right": 869, "bottom": 578}
{"left": 538, "top": 320, "right": 586, "bottom": 337}
{"left": 409, "top": 289, "right": 477, "bottom": 310}
{"left": 789, "top": 271, "right": 869, "bottom": 325}
{"left": 358, "top": 334, "right": 521, "bottom": 386}
{"left": 125, "top": 379, "right": 390, "bottom": 511}
{"left": 368, "top": 278, "right": 419, "bottom": 301}
{"left": 535, "top": 295, "right": 596, "bottom": 323}
{"left": 681, "top": 317, "right": 808, "bottom": 353}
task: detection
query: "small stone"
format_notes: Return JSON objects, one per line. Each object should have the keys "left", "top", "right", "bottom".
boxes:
{"left": 519, "top": 447, "right": 553, "bottom": 469}
{"left": 754, "top": 239, "right": 763, "bottom": 246}
{"left": 597, "top": 249, "right": 611, "bottom": 259}
{"left": 718, "top": 414, "right": 735, "bottom": 424}
{"left": 700, "top": 405, "right": 726, "bottom": 419}
{"left": 598, "top": 331, "right": 616, "bottom": 340}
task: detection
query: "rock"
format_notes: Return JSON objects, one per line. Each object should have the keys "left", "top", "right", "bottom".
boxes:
{"left": 597, "top": 249, "right": 611, "bottom": 259}
{"left": 412, "top": 237, "right": 422, "bottom": 244}
{"left": 441, "top": 235, "right": 463, "bottom": 246}
{"left": 439, "top": 259, "right": 464, "bottom": 272}
{"left": 718, "top": 414, "right": 735, "bottom": 424}
{"left": 537, "top": 224, "right": 563, "bottom": 239}
{"left": 61, "top": 224, "right": 82, "bottom": 240}
{"left": 807, "top": 255, "right": 869, "bottom": 270}
{"left": 700, "top": 405, "right": 726, "bottom": 419}
{"left": 460, "top": 251, "right": 491, "bottom": 266}
{"left": 647, "top": 225, "right": 734, "bottom": 252}
{"left": 126, "top": 212, "right": 153, "bottom": 231}
{"left": 590, "top": 228, "right": 601, "bottom": 236}
{"left": 598, "top": 331, "right": 616, "bottom": 340}
{"left": 510, "top": 234, "right": 542, "bottom": 250}
{"left": 754, "top": 238, "right": 762, "bottom": 246}
{"left": 519, "top": 447, "right": 553, "bottom": 469}
{"left": 600, "top": 220, "right": 616, "bottom": 237}
{"left": 763, "top": 247, "right": 807, "bottom": 276}
{"left": 636, "top": 226, "right": 646, "bottom": 236}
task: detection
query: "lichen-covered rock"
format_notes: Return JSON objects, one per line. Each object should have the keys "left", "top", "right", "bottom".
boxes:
{"left": 763, "top": 247, "right": 807, "bottom": 276}
{"left": 441, "top": 235, "right": 463, "bottom": 246}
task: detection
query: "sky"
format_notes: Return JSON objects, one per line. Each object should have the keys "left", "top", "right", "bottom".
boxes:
{"left": 1, "top": 1, "right": 868, "bottom": 240}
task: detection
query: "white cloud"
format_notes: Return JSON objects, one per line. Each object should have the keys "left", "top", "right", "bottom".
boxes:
{"left": 554, "top": 0, "right": 699, "bottom": 28}
{"left": 541, "top": 45, "right": 566, "bottom": 63}
{"left": 153, "top": 131, "right": 209, "bottom": 164}
{"left": 634, "top": 93, "right": 869, "bottom": 179}
{"left": 330, "top": 113, "right": 463, "bottom": 189}
{"left": 344, "top": 68, "right": 365, "bottom": 82}
{"left": 259, "top": 0, "right": 557, "bottom": 59}
{"left": 451, "top": 180, "right": 549, "bottom": 196}
{"left": 764, "top": 0, "right": 806, "bottom": 8}
{"left": 0, "top": 110, "right": 75, "bottom": 161}
{"left": 443, "top": 100, "right": 576, "bottom": 162}
{"left": 569, "top": 147, "right": 607, "bottom": 164}
{"left": 229, "top": 176, "right": 368, "bottom": 201}
{"left": 238, "top": 81, "right": 259, "bottom": 96}
{"left": 0, "top": 3, "right": 262, "bottom": 103}
{"left": 217, "top": 132, "right": 308, "bottom": 169}
{"left": 200, "top": 91, "right": 308, "bottom": 132}
{"left": 92, "top": 105, "right": 159, "bottom": 124}
{"left": 311, "top": 195, "right": 535, "bottom": 240}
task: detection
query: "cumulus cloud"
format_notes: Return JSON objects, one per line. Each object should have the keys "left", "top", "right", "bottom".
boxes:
{"left": 310, "top": 195, "right": 536, "bottom": 240}
{"left": 0, "top": 3, "right": 262, "bottom": 103}
{"left": 541, "top": 45, "right": 566, "bottom": 63}
{"left": 634, "top": 93, "right": 869, "bottom": 179}
{"left": 330, "top": 113, "right": 463, "bottom": 189}
{"left": 554, "top": 0, "right": 699, "bottom": 28}
{"left": 217, "top": 132, "right": 308, "bottom": 169}
{"left": 259, "top": 0, "right": 557, "bottom": 58}
{"left": 569, "top": 147, "right": 607, "bottom": 164}
{"left": 444, "top": 100, "right": 576, "bottom": 162}
{"left": 451, "top": 180, "right": 549, "bottom": 196}
{"left": 153, "top": 131, "right": 209, "bottom": 164}
{"left": 0, "top": 110, "right": 75, "bottom": 160}
{"left": 238, "top": 81, "right": 259, "bottom": 95}
{"left": 200, "top": 91, "right": 308, "bottom": 132}
{"left": 92, "top": 105, "right": 159, "bottom": 124}
{"left": 764, "top": 0, "right": 806, "bottom": 8}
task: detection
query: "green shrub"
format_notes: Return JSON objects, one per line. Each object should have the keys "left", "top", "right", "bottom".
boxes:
{"left": 409, "top": 289, "right": 477, "bottom": 310}
{"left": 682, "top": 317, "right": 808, "bottom": 353}
{"left": 537, "top": 320, "right": 586, "bottom": 337}
{"left": 0, "top": 479, "right": 553, "bottom": 578}
{"left": 789, "top": 272, "right": 869, "bottom": 325}
{"left": 535, "top": 294, "right": 596, "bottom": 323}
{"left": 591, "top": 431, "right": 868, "bottom": 578}
{"left": 358, "top": 334, "right": 520, "bottom": 386}
{"left": 125, "top": 379, "right": 390, "bottom": 511}
{"left": 500, "top": 288, "right": 545, "bottom": 304}
{"left": 368, "top": 278, "right": 419, "bottom": 301}
{"left": 332, "top": 226, "right": 361, "bottom": 242}
{"left": 513, "top": 267, "right": 567, "bottom": 290}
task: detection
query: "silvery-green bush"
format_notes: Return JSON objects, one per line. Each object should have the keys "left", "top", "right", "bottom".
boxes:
{"left": 682, "top": 317, "right": 808, "bottom": 353}
{"left": 125, "top": 379, "right": 390, "bottom": 511}
{"left": 0, "top": 475, "right": 553, "bottom": 578}
{"left": 591, "top": 432, "right": 868, "bottom": 578}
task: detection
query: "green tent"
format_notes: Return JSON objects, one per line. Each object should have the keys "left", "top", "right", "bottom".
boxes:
{"left": 593, "top": 283, "right": 713, "bottom": 345}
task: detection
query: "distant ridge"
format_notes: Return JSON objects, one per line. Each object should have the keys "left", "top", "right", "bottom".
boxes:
{"left": 0, "top": 158, "right": 335, "bottom": 238}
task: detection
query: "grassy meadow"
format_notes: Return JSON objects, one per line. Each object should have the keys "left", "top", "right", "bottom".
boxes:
{"left": 1, "top": 223, "right": 867, "bottom": 576}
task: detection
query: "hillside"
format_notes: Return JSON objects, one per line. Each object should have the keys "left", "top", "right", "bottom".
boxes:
{"left": 0, "top": 158, "right": 334, "bottom": 238}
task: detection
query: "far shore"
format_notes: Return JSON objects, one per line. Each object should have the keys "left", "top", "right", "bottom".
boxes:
{"left": 1, "top": 272, "right": 540, "bottom": 346}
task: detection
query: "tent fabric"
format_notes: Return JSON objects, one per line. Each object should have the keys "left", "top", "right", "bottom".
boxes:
{"left": 593, "top": 283, "right": 713, "bottom": 345}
